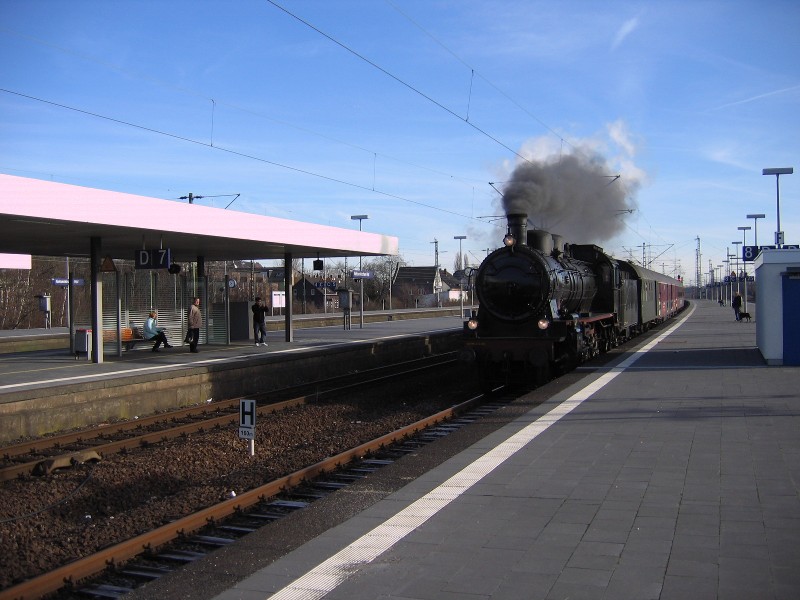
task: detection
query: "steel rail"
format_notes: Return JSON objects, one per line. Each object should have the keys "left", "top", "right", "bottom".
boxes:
{"left": 1, "top": 355, "right": 457, "bottom": 480}
{"left": 0, "top": 391, "right": 485, "bottom": 600}
{"left": 0, "top": 400, "right": 241, "bottom": 459}
{"left": 0, "top": 397, "right": 303, "bottom": 481}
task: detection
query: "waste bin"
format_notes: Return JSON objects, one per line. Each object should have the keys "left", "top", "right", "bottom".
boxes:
{"left": 75, "top": 328, "right": 92, "bottom": 359}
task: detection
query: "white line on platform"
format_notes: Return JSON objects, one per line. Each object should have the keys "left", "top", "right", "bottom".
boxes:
{"left": 253, "top": 306, "right": 695, "bottom": 600}
{"left": 577, "top": 364, "right": 765, "bottom": 371}
{"left": 0, "top": 330, "right": 457, "bottom": 391}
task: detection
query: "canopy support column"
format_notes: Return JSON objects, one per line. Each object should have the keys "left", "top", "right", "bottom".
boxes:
{"left": 284, "top": 252, "right": 293, "bottom": 342}
{"left": 90, "top": 236, "right": 103, "bottom": 364}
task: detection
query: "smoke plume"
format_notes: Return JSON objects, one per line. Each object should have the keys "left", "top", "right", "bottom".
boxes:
{"left": 501, "top": 143, "right": 639, "bottom": 244}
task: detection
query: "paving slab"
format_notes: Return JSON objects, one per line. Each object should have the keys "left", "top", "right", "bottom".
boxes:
{"left": 130, "top": 299, "right": 800, "bottom": 600}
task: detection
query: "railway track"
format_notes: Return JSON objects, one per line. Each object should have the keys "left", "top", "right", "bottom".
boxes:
{"left": 0, "top": 382, "right": 508, "bottom": 600}
{"left": 0, "top": 353, "right": 457, "bottom": 481}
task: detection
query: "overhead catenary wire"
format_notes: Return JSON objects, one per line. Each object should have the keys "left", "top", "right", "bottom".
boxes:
{"left": 0, "top": 88, "right": 480, "bottom": 222}
{"left": 3, "top": 5, "right": 619, "bottom": 254}
{"left": 0, "top": 27, "right": 487, "bottom": 189}
{"left": 265, "top": 0, "right": 536, "bottom": 167}
{"left": 383, "top": 0, "right": 575, "bottom": 152}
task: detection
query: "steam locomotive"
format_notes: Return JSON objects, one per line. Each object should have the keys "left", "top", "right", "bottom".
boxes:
{"left": 460, "top": 213, "right": 684, "bottom": 387}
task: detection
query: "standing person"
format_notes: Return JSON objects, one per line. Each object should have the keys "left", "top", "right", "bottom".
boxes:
{"left": 187, "top": 297, "right": 202, "bottom": 352}
{"left": 144, "top": 310, "right": 172, "bottom": 352}
{"left": 732, "top": 293, "right": 742, "bottom": 322}
{"left": 251, "top": 297, "right": 268, "bottom": 347}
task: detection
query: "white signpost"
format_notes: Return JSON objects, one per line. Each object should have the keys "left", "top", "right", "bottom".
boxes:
{"left": 271, "top": 290, "right": 286, "bottom": 316}
{"left": 239, "top": 399, "right": 256, "bottom": 456}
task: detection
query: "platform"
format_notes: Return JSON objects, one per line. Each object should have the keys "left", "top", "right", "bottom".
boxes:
{"left": 125, "top": 298, "right": 800, "bottom": 600}
{"left": 0, "top": 314, "right": 464, "bottom": 442}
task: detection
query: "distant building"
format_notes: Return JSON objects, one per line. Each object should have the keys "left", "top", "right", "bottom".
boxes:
{"left": 292, "top": 276, "right": 323, "bottom": 309}
{"left": 440, "top": 270, "right": 461, "bottom": 295}
{"left": 394, "top": 266, "right": 466, "bottom": 307}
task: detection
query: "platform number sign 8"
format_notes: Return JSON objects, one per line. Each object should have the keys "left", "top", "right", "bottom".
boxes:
{"left": 742, "top": 245, "right": 759, "bottom": 262}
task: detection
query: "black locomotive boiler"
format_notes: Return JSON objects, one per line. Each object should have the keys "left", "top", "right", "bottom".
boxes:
{"left": 460, "top": 213, "right": 684, "bottom": 387}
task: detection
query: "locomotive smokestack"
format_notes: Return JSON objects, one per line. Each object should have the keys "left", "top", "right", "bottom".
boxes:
{"left": 507, "top": 213, "right": 527, "bottom": 246}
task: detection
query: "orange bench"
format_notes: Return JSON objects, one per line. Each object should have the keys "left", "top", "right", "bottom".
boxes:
{"left": 102, "top": 327, "right": 145, "bottom": 350}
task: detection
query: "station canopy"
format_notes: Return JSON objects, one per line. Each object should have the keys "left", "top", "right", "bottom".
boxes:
{"left": 0, "top": 174, "right": 398, "bottom": 263}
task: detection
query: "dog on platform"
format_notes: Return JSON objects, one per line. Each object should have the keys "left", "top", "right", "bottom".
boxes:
{"left": 739, "top": 312, "right": 752, "bottom": 322}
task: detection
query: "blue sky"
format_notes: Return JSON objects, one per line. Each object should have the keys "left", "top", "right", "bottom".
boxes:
{"left": 1, "top": 0, "right": 798, "bottom": 284}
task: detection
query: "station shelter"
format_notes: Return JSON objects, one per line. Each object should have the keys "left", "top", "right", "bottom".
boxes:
{"left": 0, "top": 174, "right": 398, "bottom": 363}
{"left": 754, "top": 248, "right": 800, "bottom": 366}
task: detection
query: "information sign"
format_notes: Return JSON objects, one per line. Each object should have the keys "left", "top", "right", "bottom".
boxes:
{"left": 51, "top": 278, "right": 85, "bottom": 286}
{"left": 239, "top": 399, "right": 256, "bottom": 454}
{"left": 135, "top": 248, "right": 172, "bottom": 269}
{"left": 239, "top": 398, "right": 256, "bottom": 441}
{"left": 742, "top": 245, "right": 761, "bottom": 262}
{"left": 742, "top": 244, "right": 800, "bottom": 261}
{"left": 262, "top": 268, "right": 285, "bottom": 280}
{"left": 351, "top": 270, "right": 374, "bottom": 279}
{"left": 271, "top": 290, "right": 286, "bottom": 308}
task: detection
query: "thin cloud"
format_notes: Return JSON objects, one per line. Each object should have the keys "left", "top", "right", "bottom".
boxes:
{"left": 607, "top": 120, "right": 637, "bottom": 158}
{"left": 612, "top": 16, "right": 640, "bottom": 50}
{"left": 703, "top": 145, "right": 758, "bottom": 172}
{"left": 711, "top": 84, "right": 800, "bottom": 111}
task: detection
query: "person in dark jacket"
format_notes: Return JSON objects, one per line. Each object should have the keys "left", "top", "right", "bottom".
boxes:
{"left": 252, "top": 297, "right": 268, "bottom": 346}
{"left": 732, "top": 293, "right": 742, "bottom": 321}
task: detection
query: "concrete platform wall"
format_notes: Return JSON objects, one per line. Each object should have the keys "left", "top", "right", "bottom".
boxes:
{"left": 0, "top": 331, "right": 462, "bottom": 443}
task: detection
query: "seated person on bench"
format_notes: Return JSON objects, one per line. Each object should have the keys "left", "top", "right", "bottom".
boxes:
{"left": 144, "top": 311, "right": 172, "bottom": 352}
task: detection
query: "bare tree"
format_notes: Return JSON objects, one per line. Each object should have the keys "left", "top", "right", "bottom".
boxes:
{"left": 0, "top": 256, "right": 83, "bottom": 329}
{"left": 453, "top": 251, "right": 465, "bottom": 272}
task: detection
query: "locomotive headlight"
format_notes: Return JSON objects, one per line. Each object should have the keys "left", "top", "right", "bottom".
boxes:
{"left": 503, "top": 233, "right": 516, "bottom": 247}
{"left": 537, "top": 319, "right": 550, "bottom": 330}
{"left": 467, "top": 318, "right": 479, "bottom": 330}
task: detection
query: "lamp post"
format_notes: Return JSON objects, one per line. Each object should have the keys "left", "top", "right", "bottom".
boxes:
{"left": 388, "top": 260, "right": 393, "bottom": 311}
{"left": 731, "top": 241, "right": 742, "bottom": 298}
{"left": 351, "top": 215, "right": 369, "bottom": 329}
{"left": 726, "top": 248, "right": 737, "bottom": 304}
{"left": 745, "top": 213, "right": 765, "bottom": 248}
{"left": 722, "top": 258, "right": 730, "bottom": 305}
{"left": 762, "top": 167, "right": 793, "bottom": 248}
{"left": 454, "top": 235, "right": 467, "bottom": 318}
{"left": 716, "top": 264, "right": 723, "bottom": 303}
{"left": 737, "top": 226, "right": 751, "bottom": 312}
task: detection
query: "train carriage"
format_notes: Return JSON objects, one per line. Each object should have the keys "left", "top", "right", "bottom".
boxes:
{"left": 618, "top": 262, "right": 685, "bottom": 327}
